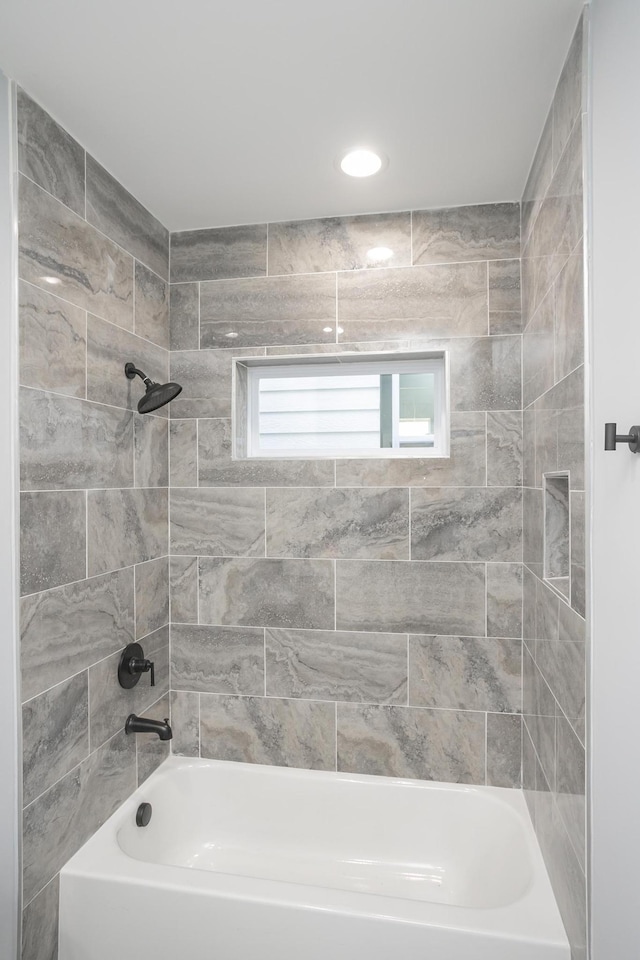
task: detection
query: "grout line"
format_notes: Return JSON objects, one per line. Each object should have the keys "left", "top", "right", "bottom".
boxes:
{"left": 263, "top": 628, "right": 267, "bottom": 697}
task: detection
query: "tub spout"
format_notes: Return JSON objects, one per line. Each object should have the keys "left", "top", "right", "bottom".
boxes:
{"left": 125, "top": 714, "right": 172, "bottom": 741}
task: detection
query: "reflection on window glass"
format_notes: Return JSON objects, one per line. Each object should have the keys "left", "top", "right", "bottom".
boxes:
{"left": 257, "top": 372, "right": 435, "bottom": 452}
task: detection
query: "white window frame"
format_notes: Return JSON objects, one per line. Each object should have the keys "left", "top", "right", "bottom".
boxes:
{"left": 235, "top": 352, "right": 449, "bottom": 460}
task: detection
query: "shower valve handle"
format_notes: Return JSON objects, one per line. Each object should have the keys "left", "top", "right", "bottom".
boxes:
{"left": 129, "top": 657, "right": 155, "bottom": 686}
{"left": 604, "top": 422, "right": 640, "bottom": 453}
{"left": 118, "top": 642, "right": 155, "bottom": 689}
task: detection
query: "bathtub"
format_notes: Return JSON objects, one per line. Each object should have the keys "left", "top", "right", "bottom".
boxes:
{"left": 59, "top": 756, "right": 569, "bottom": 960}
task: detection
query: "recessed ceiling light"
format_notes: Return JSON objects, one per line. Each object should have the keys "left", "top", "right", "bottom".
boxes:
{"left": 340, "top": 149, "right": 384, "bottom": 178}
{"left": 323, "top": 327, "right": 333, "bottom": 333}
{"left": 367, "top": 246, "right": 394, "bottom": 263}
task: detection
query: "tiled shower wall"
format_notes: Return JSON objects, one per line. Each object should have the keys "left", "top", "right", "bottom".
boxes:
{"left": 168, "top": 203, "right": 526, "bottom": 786}
{"left": 521, "top": 14, "right": 587, "bottom": 960}
{"left": 17, "top": 91, "right": 171, "bottom": 960}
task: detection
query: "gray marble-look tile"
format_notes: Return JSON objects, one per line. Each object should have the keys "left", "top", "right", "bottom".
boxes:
{"left": 86, "top": 155, "right": 168, "bottom": 279}
{"left": 545, "top": 475, "right": 570, "bottom": 580}
{"left": 19, "top": 281, "right": 86, "bottom": 398}
{"left": 134, "top": 262, "right": 169, "bottom": 349}
{"left": 199, "top": 694, "right": 335, "bottom": 770}
{"left": 89, "top": 627, "right": 168, "bottom": 749}
{"left": 488, "top": 259, "right": 521, "bottom": 335}
{"left": 537, "top": 365, "right": 584, "bottom": 490}
{"left": 554, "top": 246, "right": 584, "bottom": 382}
{"left": 170, "top": 224, "right": 267, "bottom": 283}
{"left": 536, "top": 638, "right": 585, "bottom": 725}
{"left": 20, "top": 387, "right": 134, "bottom": 490}
{"left": 171, "top": 624, "right": 264, "bottom": 695}
{"left": 523, "top": 565, "right": 537, "bottom": 642}
{"left": 269, "top": 212, "right": 411, "bottom": 274}
{"left": 136, "top": 693, "right": 171, "bottom": 785}
{"left": 19, "top": 175, "right": 133, "bottom": 331}
{"left": 22, "top": 730, "right": 136, "bottom": 904}
{"left": 338, "top": 261, "right": 488, "bottom": 342}
{"left": 571, "top": 491, "right": 585, "bottom": 618}
{"left": 412, "top": 203, "right": 520, "bottom": 265}
{"left": 264, "top": 339, "right": 413, "bottom": 356}
{"left": 86, "top": 313, "right": 169, "bottom": 414}
{"left": 22, "top": 672, "right": 89, "bottom": 806}
{"left": 20, "top": 491, "right": 86, "bottom": 596}
{"left": 17, "top": 89, "right": 84, "bottom": 217}
{"left": 134, "top": 413, "right": 168, "bottom": 488}
{"left": 523, "top": 407, "right": 536, "bottom": 488}
{"left": 523, "top": 722, "right": 538, "bottom": 822}
{"left": 199, "top": 557, "right": 334, "bottom": 629}
{"left": 523, "top": 487, "right": 543, "bottom": 575}
{"left": 266, "top": 487, "right": 409, "bottom": 560}
{"left": 522, "top": 111, "right": 553, "bottom": 247}
{"left": 169, "top": 347, "right": 256, "bottom": 419}
{"left": 534, "top": 118, "right": 583, "bottom": 267}
{"left": 487, "top": 562, "right": 523, "bottom": 639}
{"left": 336, "top": 411, "right": 486, "bottom": 487}
{"left": 409, "top": 635, "right": 521, "bottom": 712}
{"left": 559, "top": 600, "right": 586, "bottom": 644}
{"left": 198, "top": 418, "right": 335, "bottom": 487}
{"left": 536, "top": 576, "right": 561, "bottom": 642}
{"left": 336, "top": 560, "right": 485, "bottom": 636}
{"left": 487, "top": 713, "right": 522, "bottom": 788}
{"left": 521, "top": 247, "right": 570, "bottom": 330}
{"left": 535, "top": 407, "right": 558, "bottom": 486}
{"left": 523, "top": 292, "right": 555, "bottom": 408}
{"left": 337, "top": 703, "right": 485, "bottom": 783}
{"left": 135, "top": 557, "right": 169, "bottom": 639}
{"left": 22, "top": 874, "right": 59, "bottom": 960}
{"left": 487, "top": 411, "right": 523, "bottom": 486}
{"left": 20, "top": 567, "right": 134, "bottom": 700}
{"left": 411, "top": 487, "right": 522, "bottom": 562}
{"left": 266, "top": 628, "right": 407, "bottom": 704}
{"left": 523, "top": 646, "right": 556, "bottom": 791}
{"left": 553, "top": 17, "right": 584, "bottom": 168}
{"left": 170, "top": 690, "right": 199, "bottom": 757}
{"left": 200, "top": 273, "right": 336, "bottom": 348}
{"left": 170, "top": 488, "right": 265, "bottom": 557}
{"left": 534, "top": 781, "right": 587, "bottom": 960}
{"left": 450, "top": 335, "right": 521, "bottom": 411}
{"left": 87, "top": 488, "right": 168, "bottom": 576}
{"left": 169, "top": 420, "right": 197, "bottom": 487}
{"left": 170, "top": 556, "right": 198, "bottom": 623}
{"left": 169, "top": 282, "right": 199, "bottom": 350}
{"left": 555, "top": 713, "right": 586, "bottom": 871}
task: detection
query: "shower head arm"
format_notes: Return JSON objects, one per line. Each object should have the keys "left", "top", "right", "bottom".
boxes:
{"left": 124, "top": 362, "right": 154, "bottom": 387}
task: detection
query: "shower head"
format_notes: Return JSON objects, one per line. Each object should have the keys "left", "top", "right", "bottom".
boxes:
{"left": 124, "top": 362, "right": 182, "bottom": 414}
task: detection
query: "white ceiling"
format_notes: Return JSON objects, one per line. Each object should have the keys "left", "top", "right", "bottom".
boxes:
{"left": 0, "top": 0, "right": 583, "bottom": 231}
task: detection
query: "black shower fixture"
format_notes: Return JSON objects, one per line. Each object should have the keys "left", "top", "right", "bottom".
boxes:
{"left": 125, "top": 362, "right": 182, "bottom": 414}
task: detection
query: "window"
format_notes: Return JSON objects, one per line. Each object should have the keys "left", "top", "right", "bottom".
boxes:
{"left": 234, "top": 352, "right": 449, "bottom": 459}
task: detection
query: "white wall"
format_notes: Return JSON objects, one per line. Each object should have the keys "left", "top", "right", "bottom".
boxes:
{"left": 0, "top": 69, "right": 20, "bottom": 960}
{"left": 590, "top": 1, "right": 640, "bottom": 956}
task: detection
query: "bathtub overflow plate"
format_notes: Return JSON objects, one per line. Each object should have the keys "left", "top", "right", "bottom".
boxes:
{"left": 136, "top": 802, "right": 152, "bottom": 827}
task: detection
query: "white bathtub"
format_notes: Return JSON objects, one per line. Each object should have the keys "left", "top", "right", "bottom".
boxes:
{"left": 59, "top": 756, "right": 569, "bottom": 960}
